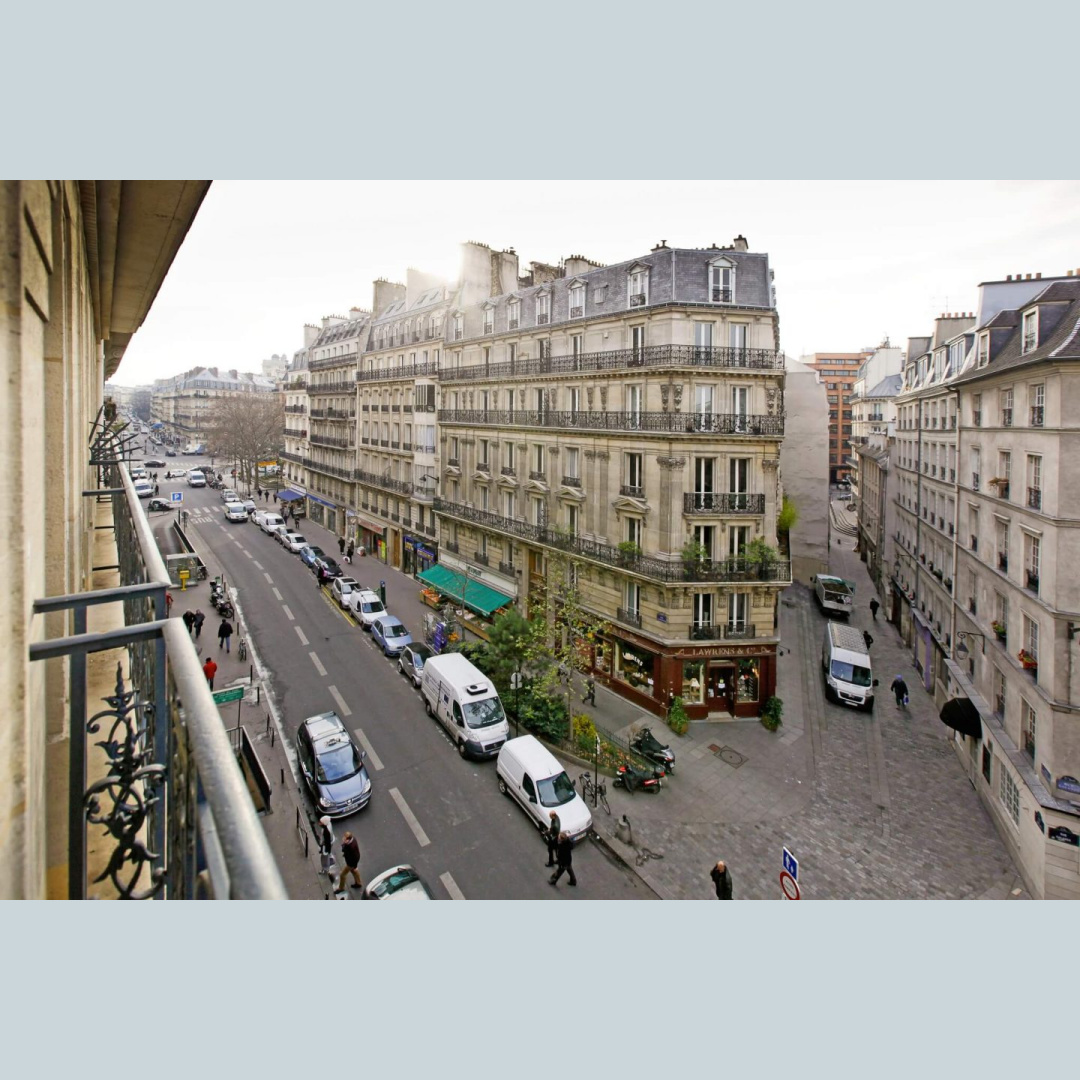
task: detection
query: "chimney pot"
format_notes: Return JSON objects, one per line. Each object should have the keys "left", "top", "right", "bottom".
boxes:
{"left": 1025, "top": 273, "right": 1032, "bottom": 280}
{"left": 1006, "top": 275, "right": 1012, "bottom": 281}
{"left": 1035, "top": 272, "right": 1042, "bottom": 279}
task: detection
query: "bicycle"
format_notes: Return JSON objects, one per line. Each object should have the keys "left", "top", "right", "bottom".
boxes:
{"left": 576, "top": 772, "right": 611, "bottom": 815}
{"left": 237, "top": 637, "right": 248, "bottom": 662}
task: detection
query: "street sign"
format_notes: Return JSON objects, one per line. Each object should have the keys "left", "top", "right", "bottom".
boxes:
{"left": 780, "top": 871, "right": 801, "bottom": 900}
{"left": 212, "top": 686, "right": 245, "bottom": 704}
{"left": 783, "top": 846, "right": 798, "bottom": 881}
{"left": 170, "top": 491, "right": 183, "bottom": 503}
{"left": 510, "top": 672, "right": 523, "bottom": 690}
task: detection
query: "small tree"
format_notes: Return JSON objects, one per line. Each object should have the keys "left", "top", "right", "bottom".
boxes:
{"left": 485, "top": 606, "right": 542, "bottom": 693}
{"left": 681, "top": 538, "right": 709, "bottom": 566}
{"left": 741, "top": 537, "right": 778, "bottom": 566}
{"left": 205, "top": 393, "right": 284, "bottom": 492}
{"left": 667, "top": 695, "right": 690, "bottom": 736}
{"left": 777, "top": 495, "right": 798, "bottom": 534}
{"left": 761, "top": 696, "right": 783, "bottom": 732}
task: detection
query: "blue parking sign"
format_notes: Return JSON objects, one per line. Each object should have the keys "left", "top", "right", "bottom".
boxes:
{"left": 170, "top": 492, "right": 183, "bottom": 503}
{"left": 783, "top": 847, "right": 798, "bottom": 881}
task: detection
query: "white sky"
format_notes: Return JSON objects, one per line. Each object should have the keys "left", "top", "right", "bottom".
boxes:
{"left": 114, "top": 180, "right": 1080, "bottom": 385}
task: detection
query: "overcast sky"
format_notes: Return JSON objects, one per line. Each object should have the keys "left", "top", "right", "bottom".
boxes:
{"left": 114, "top": 180, "right": 1080, "bottom": 386}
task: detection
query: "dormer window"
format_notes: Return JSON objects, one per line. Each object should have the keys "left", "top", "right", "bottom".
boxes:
{"left": 568, "top": 281, "right": 585, "bottom": 319}
{"left": 708, "top": 257, "right": 736, "bottom": 303}
{"left": 1022, "top": 309, "right": 1038, "bottom": 353}
{"left": 453, "top": 313, "right": 464, "bottom": 341}
{"left": 482, "top": 302, "right": 495, "bottom": 335}
{"left": 977, "top": 331, "right": 989, "bottom": 367}
{"left": 536, "top": 290, "right": 551, "bottom": 325}
{"left": 507, "top": 298, "right": 520, "bottom": 330}
{"left": 628, "top": 266, "right": 649, "bottom": 308}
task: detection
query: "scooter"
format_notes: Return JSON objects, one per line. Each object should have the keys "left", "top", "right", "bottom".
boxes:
{"left": 631, "top": 726, "right": 675, "bottom": 774}
{"left": 613, "top": 761, "right": 664, "bottom": 793}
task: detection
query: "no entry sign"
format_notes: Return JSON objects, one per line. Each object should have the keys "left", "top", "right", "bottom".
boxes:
{"left": 780, "top": 870, "right": 801, "bottom": 900}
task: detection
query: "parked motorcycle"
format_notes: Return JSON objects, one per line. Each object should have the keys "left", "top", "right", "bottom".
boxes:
{"left": 613, "top": 761, "right": 664, "bottom": 793}
{"left": 630, "top": 726, "right": 675, "bottom": 774}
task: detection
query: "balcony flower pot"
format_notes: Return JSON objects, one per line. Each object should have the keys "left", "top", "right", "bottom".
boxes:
{"left": 1018, "top": 649, "right": 1038, "bottom": 671}
{"left": 616, "top": 540, "right": 642, "bottom": 566}
{"left": 991, "top": 621, "right": 1007, "bottom": 640}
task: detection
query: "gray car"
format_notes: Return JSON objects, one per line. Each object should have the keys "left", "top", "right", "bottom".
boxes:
{"left": 296, "top": 711, "right": 372, "bottom": 819}
{"left": 398, "top": 642, "right": 435, "bottom": 688}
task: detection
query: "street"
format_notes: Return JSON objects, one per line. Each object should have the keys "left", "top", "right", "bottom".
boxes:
{"left": 166, "top": 480, "right": 653, "bottom": 900}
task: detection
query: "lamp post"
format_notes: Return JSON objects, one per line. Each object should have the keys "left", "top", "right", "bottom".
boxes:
{"left": 954, "top": 632, "right": 985, "bottom": 661}
{"left": 510, "top": 670, "right": 523, "bottom": 737}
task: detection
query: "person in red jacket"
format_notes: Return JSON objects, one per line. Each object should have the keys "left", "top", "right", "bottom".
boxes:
{"left": 203, "top": 657, "right": 218, "bottom": 691}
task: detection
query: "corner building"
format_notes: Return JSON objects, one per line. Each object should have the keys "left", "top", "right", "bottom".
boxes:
{"left": 430, "top": 239, "right": 789, "bottom": 719}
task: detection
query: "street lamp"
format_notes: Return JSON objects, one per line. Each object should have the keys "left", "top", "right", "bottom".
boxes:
{"left": 954, "top": 632, "right": 985, "bottom": 660}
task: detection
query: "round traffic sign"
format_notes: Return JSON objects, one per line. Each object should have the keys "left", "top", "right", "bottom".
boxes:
{"left": 780, "top": 871, "right": 801, "bottom": 900}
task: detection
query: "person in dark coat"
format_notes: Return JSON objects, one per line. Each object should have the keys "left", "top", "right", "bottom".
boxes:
{"left": 582, "top": 677, "right": 596, "bottom": 706}
{"left": 869, "top": 598, "right": 880, "bottom": 620}
{"left": 891, "top": 675, "right": 908, "bottom": 708}
{"left": 549, "top": 833, "right": 577, "bottom": 887}
{"left": 711, "top": 860, "right": 733, "bottom": 899}
{"left": 544, "top": 810, "right": 561, "bottom": 868}
{"left": 346, "top": 541, "right": 354, "bottom": 564}
{"left": 218, "top": 618, "right": 234, "bottom": 653}
{"left": 193, "top": 609, "right": 205, "bottom": 640}
{"left": 863, "top": 630, "right": 874, "bottom": 650}
{"left": 338, "top": 536, "right": 346, "bottom": 556}
{"left": 336, "top": 831, "right": 363, "bottom": 891}
{"left": 182, "top": 610, "right": 196, "bottom": 635}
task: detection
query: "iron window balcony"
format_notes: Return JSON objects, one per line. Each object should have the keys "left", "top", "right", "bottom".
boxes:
{"left": 356, "top": 361, "right": 439, "bottom": 383}
{"left": 438, "top": 409, "right": 783, "bottom": 437}
{"left": 629, "top": 293, "right": 647, "bottom": 308}
{"left": 1002, "top": 408, "right": 1013, "bottom": 427}
{"left": 499, "top": 561, "right": 516, "bottom": 576}
{"left": 710, "top": 286, "right": 733, "bottom": 302}
{"left": 683, "top": 492, "right": 764, "bottom": 514}
{"left": 617, "top": 606, "right": 642, "bottom": 628}
{"left": 1031, "top": 406, "right": 1044, "bottom": 427}
{"left": 690, "top": 622, "right": 755, "bottom": 640}
{"left": 1026, "top": 569, "right": 1040, "bottom": 593}
{"left": 562, "top": 475, "right": 582, "bottom": 488}
{"left": 1027, "top": 487, "right": 1042, "bottom": 510}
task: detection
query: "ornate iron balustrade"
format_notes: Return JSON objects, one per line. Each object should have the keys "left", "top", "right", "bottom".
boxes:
{"left": 308, "top": 459, "right": 353, "bottom": 480}
{"left": 499, "top": 561, "right": 516, "bottom": 576}
{"left": 312, "top": 380, "right": 355, "bottom": 394}
{"left": 683, "top": 492, "right": 765, "bottom": 515}
{"left": 501, "top": 466, "right": 516, "bottom": 477}
{"left": 284, "top": 404, "right": 307, "bottom": 414}
{"left": 472, "top": 551, "right": 489, "bottom": 566}
{"left": 620, "top": 484, "right": 644, "bottom": 498}
{"left": 284, "top": 428, "right": 308, "bottom": 439}
{"left": 689, "top": 622, "right": 756, "bottom": 640}
{"left": 1027, "top": 487, "right": 1042, "bottom": 510}
{"left": 310, "top": 408, "right": 327, "bottom": 418}
{"left": 616, "top": 607, "right": 642, "bottom": 628}
{"left": 438, "top": 408, "right": 783, "bottom": 437}
{"left": 355, "top": 468, "right": 413, "bottom": 496}
{"left": 1031, "top": 406, "right": 1044, "bottom": 427}
{"left": 310, "top": 354, "right": 357, "bottom": 371}
{"left": 562, "top": 476, "right": 582, "bottom": 488}
{"left": 433, "top": 497, "right": 791, "bottom": 585}
{"left": 310, "top": 433, "right": 353, "bottom": 449}
{"left": 29, "top": 441, "right": 285, "bottom": 900}
{"left": 437, "top": 342, "right": 783, "bottom": 382}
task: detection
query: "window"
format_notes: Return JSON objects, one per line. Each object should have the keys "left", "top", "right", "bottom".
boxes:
{"left": 1026, "top": 534, "right": 1040, "bottom": 593}
{"left": 693, "top": 593, "right": 713, "bottom": 629}
{"left": 982, "top": 739, "right": 993, "bottom": 784}
{"left": 1023, "top": 613, "right": 1039, "bottom": 664}
{"left": 728, "top": 592, "right": 748, "bottom": 630}
{"left": 732, "top": 385, "right": 749, "bottom": 432}
{"left": 1021, "top": 309, "right": 1037, "bottom": 353}
{"left": 630, "top": 325, "right": 645, "bottom": 361}
{"left": 694, "top": 384, "right": 714, "bottom": 431}
{"left": 993, "top": 669, "right": 1006, "bottom": 718}
{"left": 997, "top": 451, "right": 1011, "bottom": 498}
{"left": 729, "top": 457, "right": 749, "bottom": 497}
{"left": 709, "top": 258, "right": 735, "bottom": 303}
{"left": 972, "top": 394, "right": 982, "bottom": 426}
{"left": 503, "top": 490, "right": 514, "bottom": 519}
{"left": 531, "top": 497, "right": 544, "bottom": 526}
{"left": 532, "top": 444, "right": 545, "bottom": 476}
{"left": 977, "top": 332, "right": 989, "bottom": 367}
{"left": 996, "top": 521, "right": 1009, "bottom": 573}
{"left": 1030, "top": 384, "right": 1044, "bottom": 426}
{"left": 1027, "top": 454, "right": 1042, "bottom": 510}
{"left": 971, "top": 447, "right": 980, "bottom": 491}
{"left": 566, "top": 503, "right": 579, "bottom": 537}
{"left": 694, "top": 321, "right": 713, "bottom": 356}
{"left": 623, "top": 580, "right": 641, "bottom": 617}
{"left": 730, "top": 323, "right": 748, "bottom": 351}
{"left": 565, "top": 447, "right": 580, "bottom": 481}
{"left": 453, "top": 313, "right": 464, "bottom": 341}
{"left": 999, "top": 767, "right": 1020, "bottom": 826}
{"left": 628, "top": 267, "right": 649, "bottom": 308}
{"left": 625, "top": 516, "right": 642, "bottom": 547}
{"left": 507, "top": 301, "right": 520, "bottom": 330}
{"left": 538, "top": 338, "right": 551, "bottom": 361}
{"left": 626, "top": 384, "right": 642, "bottom": 427}
{"left": 478, "top": 437, "right": 489, "bottom": 466}
{"left": 505, "top": 442, "right": 515, "bottom": 471}
{"left": 568, "top": 386, "right": 581, "bottom": 415}
{"left": 483, "top": 306, "right": 494, "bottom": 335}
{"left": 1021, "top": 700, "right": 1036, "bottom": 760}
{"left": 570, "top": 334, "right": 583, "bottom": 361}
{"left": 568, "top": 283, "right": 585, "bottom": 319}
{"left": 625, "top": 452, "right": 643, "bottom": 491}
{"left": 449, "top": 436, "right": 459, "bottom": 460}
{"left": 1000, "top": 389, "right": 1013, "bottom": 427}
{"left": 536, "top": 291, "right": 551, "bottom": 325}
{"left": 728, "top": 524, "right": 749, "bottom": 558}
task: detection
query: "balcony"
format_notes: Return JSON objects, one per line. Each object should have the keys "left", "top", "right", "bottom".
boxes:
{"left": 1026, "top": 569, "right": 1040, "bottom": 593}
{"left": 500, "top": 465, "right": 516, "bottom": 478}
{"left": 690, "top": 622, "right": 755, "bottom": 640}
{"left": 570, "top": 306, "right": 584, "bottom": 319}
{"left": 476, "top": 461, "right": 491, "bottom": 474}
{"left": 313, "top": 379, "right": 355, "bottom": 395}
{"left": 990, "top": 480, "right": 1009, "bottom": 499}
{"left": 454, "top": 329, "right": 463, "bottom": 341}
{"left": 499, "top": 561, "right": 516, "bottom": 576}
{"left": 310, "top": 433, "right": 353, "bottom": 450}
{"left": 1031, "top": 405, "right": 1044, "bottom": 427}
{"left": 308, "top": 459, "right": 353, "bottom": 481}
{"left": 629, "top": 293, "right": 647, "bottom": 308}
{"left": 356, "top": 360, "right": 439, "bottom": 383}
{"left": 1027, "top": 487, "right": 1042, "bottom": 510}
{"left": 433, "top": 497, "right": 792, "bottom": 586}
{"left": 447, "top": 457, "right": 460, "bottom": 468}
{"left": 472, "top": 551, "right": 489, "bottom": 566}
{"left": 354, "top": 468, "right": 413, "bottom": 497}
{"left": 284, "top": 404, "right": 307, "bottom": 414}
{"left": 620, "top": 484, "right": 645, "bottom": 498}
{"left": 529, "top": 469, "right": 546, "bottom": 482}
{"left": 483, "top": 322, "right": 493, "bottom": 336}
{"left": 1002, "top": 408, "right": 1013, "bottom": 427}
{"left": 562, "top": 475, "right": 582, "bottom": 488}
{"left": 284, "top": 428, "right": 308, "bottom": 439}
{"left": 617, "top": 607, "right": 642, "bottom": 629}
{"left": 439, "top": 408, "right": 783, "bottom": 437}
{"left": 711, "top": 286, "right": 733, "bottom": 303}
{"left": 537, "top": 312, "right": 550, "bottom": 325}
{"left": 444, "top": 540, "right": 459, "bottom": 554}
{"left": 973, "top": 411, "right": 982, "bottom": 426}
{"left": 437, "top": 342, "right": 783, "bottom": 382}
{"left": 30, "top": 445, "right": 286, "bottom": 899}
{"left": 508, "top": 317, "right": 519, "bottom": 330}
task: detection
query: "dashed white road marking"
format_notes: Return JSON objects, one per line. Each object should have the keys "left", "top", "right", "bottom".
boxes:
{"left": 440, "top": 872, "right": 465, "bottom": 900}
{"left": 243, "top": 550, "right": 252, "bottom": 559}
{"left": 328, "top": 685, "right": 352, "bottom": 717}
{"left": 309, "top": 651, "right": 327, "bottom": 676}
{"left": 254, "top": 560, "right": 264, "bottom": 570}
{"left": 294, "top": 625, "right": 308, "bottom": 645}
{"left": 282, "top": 605, "right": 294, "bottom": 621}
{"left": 264, "top": 573, "right": 274, "bottom": 584}
{"left": 272, "top": 587, "right": 283, "bottom": 600}
{"left": 389, "top": 788, "right": 429, "bottom": 847}
{"left": 352, "top": 727, "right": 383, "bottom": 770}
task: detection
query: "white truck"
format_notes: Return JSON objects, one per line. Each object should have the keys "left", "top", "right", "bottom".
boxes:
{"left": 421, "top": 653, "right": 510, "bottom": 760}
{"left": 813, "top": 574, "right": 856, "bottom": 617}
{"left": 821, "top": 622, "right": 877, "bottom": 711}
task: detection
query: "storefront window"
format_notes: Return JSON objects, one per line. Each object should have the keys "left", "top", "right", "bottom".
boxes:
{"left": 615, "top": 643, "right": 655, "bottom": 693}
{"left": 682, "top": 661, "right": 704, "bottom": 704}
{"left": 595, "top": 641, "right": 611, "bottom": 676}
{"left": 737, "top": 658, "right": 759, "bottom": 703}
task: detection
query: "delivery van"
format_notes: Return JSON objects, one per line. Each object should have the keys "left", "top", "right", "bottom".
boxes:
{"left": 421, "top": 653, "right": 509, "bottom": 759}
{"left": 821, "top": 622, "right": 878, "bottom": 711}
{"left": 496, "top": 735, "right": 592, "bottom": 844}
{"left": 813, "top": 574, "right": 855, "bottom": 616}
{"left": 186, "top": 469, "right": 206, "bottom": 487}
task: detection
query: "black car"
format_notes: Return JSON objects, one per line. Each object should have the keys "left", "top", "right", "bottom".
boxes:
{"left": 147, "top": 498, "right": 172, "bottom": 512}
{"left": 144, "top": 458, "right": 166, "bottom": 468}
{"left": 313, "top": 554, "right": 344, "bottom": 578}
{"left": 296, "top": 711, "right": 372, "bottom": 818}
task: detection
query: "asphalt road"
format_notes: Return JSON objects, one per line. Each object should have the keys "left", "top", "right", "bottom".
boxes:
{"left": 167, "top": 482, "right": 652, "bottom": 900}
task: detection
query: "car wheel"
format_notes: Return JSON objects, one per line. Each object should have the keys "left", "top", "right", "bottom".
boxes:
{"left": 425, "top": 698, "right": 434, "bottom": 717}
{"left": 497, "top": 777, "right": 508, "bottom": 796}
{"left": 457, "top": 740, "right": 467, "bottom": 758}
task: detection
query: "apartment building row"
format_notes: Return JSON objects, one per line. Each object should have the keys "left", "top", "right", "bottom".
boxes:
{"left": 281, "top": 239, "right": 791, "bottom": 720}
{"left": 853, "top": 271, "right": 1080, "bottom": 899}
{"left": 150, "top": 365, "right": 277, "bottom": 448}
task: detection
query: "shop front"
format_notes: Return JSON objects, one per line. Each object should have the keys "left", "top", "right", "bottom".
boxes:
{"left": 403, "top": 534, "right": 439, "bottom": 577}
{"left": 354, "top": 515, "right": 388, "bottom": 565}
{"left": 306, "top": 493, "right": 340, "bottom": 533}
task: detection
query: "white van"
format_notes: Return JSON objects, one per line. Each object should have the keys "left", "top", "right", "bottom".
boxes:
{"left": 812, "top": 574, "right": 855, "bottom": 616}
{"left": 421, "top": 653, "right": 509, "bottom": 759}
{"left": 496, "top": 735, "right": 593, "bottom": 844}
{"left": 186, "top": 469, "right": 206, "bottom": 488}
{"left": 822, "top": 622, "right": 877, "bottom": 711}
{"left": 257, "top": 511, "right": 285, "bottom": 535}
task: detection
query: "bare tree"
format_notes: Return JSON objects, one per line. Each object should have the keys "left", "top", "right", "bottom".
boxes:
{"left": 205, "top": 394, "right": 283, "bottom": 491}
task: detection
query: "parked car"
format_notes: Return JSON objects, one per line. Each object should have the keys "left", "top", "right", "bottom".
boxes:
{"left": 165, "top": 448, "right": 176, "bottom": 457}
{"left": 397, "top": 642, "right": 435, "bottom": 688}
{"left": 221, "top": 488, "right": 237, "bottom": 502}
{"left": 331, "top": 576, "right": 361, "bottom": 609}
{"left": 350, "top": 589, "right": 386, "bottom": 629}
{"left": 147, "top": 497, "right": 171, "bottom": 512}
{"left": 362, "top": 865, "right": 431, "bottom": 900}
{"left": 371, "top": 615, "right": 412, "bottom": 657}
{"left": 130, "top": 468, "right": 148, "bottom": 481}
{"left": 224, "top": 501, "right": 248, "bottom": 522}
{"left": 312, "top": 554, "right": 344, "bottom": 579}
{"left": 165, "top": 469, "right": 187, "bottom": 479}
{"left": 497, "top": 735, "right": 592, "bottom": 843}
{"left": 299, "top": 545, "right": 326, "bottom": 569}
{"left": 269, "top": 523, "right": 289, "bottom": 543}
{"left": 144, "top": 458, "right": 166, "bottom": 468}
{"left": 295, "top": 711, "right": 372, "bottom": 818}
{"left": 241, "top": 499, "right": 256, "bottom": 516}
{"left": 281, "top": 532, "right": 308, "bottom": 553}
{"left": 134, "top": 480, "right": 153, "bottom": 498}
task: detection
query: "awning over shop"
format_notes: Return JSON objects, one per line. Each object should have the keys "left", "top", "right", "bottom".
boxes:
{"left": 417, "top": 564, "right": 513, "bottom": 618}
{"left": 940, "top": 697, "right": 982, "bottom": 740}
{"left": 277, "top": 490, "right": 305, "bottom": 502}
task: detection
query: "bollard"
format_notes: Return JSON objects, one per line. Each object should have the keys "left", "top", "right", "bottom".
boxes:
{"left": 616, "top": 814, "right": 633, "bottom": 846}
{"left": 281, "top": 767, "right": 285, "bottom": 784}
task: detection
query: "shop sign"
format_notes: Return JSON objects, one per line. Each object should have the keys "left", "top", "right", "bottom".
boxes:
{"left": 1047, "top": 826, "right": 1080, "bottom": 847}
{"left": 1055, "top": 775, "right": 1080, "bottom": 795}
{"left": 417, "top": 544, "right": 436, "bottom": 560}
{"left": 671, "top": 643, "right": 777, "bottom": 660}
{"left": 404, "top": 537, "right": 415, "bottom": 551}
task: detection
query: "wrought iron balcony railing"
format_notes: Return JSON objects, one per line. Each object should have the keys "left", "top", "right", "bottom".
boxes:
{"left": 617, "top": 607, "right": 642, "bottom": 628}
{"left": 310, "top": 433, "right": 353, "bottom": 449}
{"left": 312, "top": 379, "right": 355, "bottom": 394}
{"left": 284, "top": 404, "right": 307, "bottom": 414}
{"left": 438, "top": 409, "right": 783, "bottom": 437}
{"left": 689, "top": 622, "right": 756, "bottom": 640}
{"left": 683, "top": 492, "right": 765, "bottom": 515}
{"left": 437, "top": 342, "right": 783, "bottom": 382}
{"left": 433, "top": 498, "right": 791, "bottom": 585}
{"left": 620, "top": 484, "right": 644, "bottom": 498}
{"left": 354, "top": 468, "right": 413, "bottom": 497}
{"left": 1027, "top": 487, "right": 1042, "bottom": 510}
{"left": 1031, "top": 406, "right": 1044, "bottom": 427}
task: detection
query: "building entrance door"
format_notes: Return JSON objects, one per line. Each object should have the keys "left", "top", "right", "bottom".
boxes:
{"left": 707, "top": 664, "right": 735, "bottom": 715}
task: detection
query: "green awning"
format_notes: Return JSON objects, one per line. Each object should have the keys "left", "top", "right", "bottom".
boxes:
{"left": 417, "top": 564, "right": 513, "bottom": 618}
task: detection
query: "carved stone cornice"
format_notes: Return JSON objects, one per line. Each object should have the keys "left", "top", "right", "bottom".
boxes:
{"left": 657, "top": 456, "right": 686, "bottom": 470}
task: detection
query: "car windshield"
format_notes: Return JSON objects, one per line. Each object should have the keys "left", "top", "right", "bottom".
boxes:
{"left": 831, "top": 660, "right": 872, "bottom": 687}
{"left": 291, "top": 536, "right": 306, "bottom": 545}
{"left": 537, "top": 771, "right": 577, "bottom": 808}
{"left": 362, "top": 601, "right": 385, "bottom": 614}
{"left": 309, "top": 547, "right": 325, "bottom": 559}
{"left": 371, "top": 868, "right": 421, "bottom": 898}
{"left": 384, "top": 623, "right": 408, "bottom": 638}
{"left": 317, "top": 740, "right": 362, "bottom": 783}
{"left": 463, "top": 696, "right": 505, "bottom": 728}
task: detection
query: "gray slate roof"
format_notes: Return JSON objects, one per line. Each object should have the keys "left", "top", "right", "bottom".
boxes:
{"left": 867, "top": 374, "right": 902, "bottom": 398}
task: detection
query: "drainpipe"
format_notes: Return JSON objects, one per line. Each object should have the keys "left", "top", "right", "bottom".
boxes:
{"left": 950, "top": 390, "right": 960, "bottom": 664}
{"left": 914, "top": 398, "right": 923, "bottom": 671}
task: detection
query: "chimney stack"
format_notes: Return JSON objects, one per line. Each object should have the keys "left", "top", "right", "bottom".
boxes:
{"left": 732, "top": 234, "right": 749, "bottom": 252}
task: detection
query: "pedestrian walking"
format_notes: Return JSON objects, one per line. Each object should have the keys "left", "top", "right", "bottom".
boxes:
{"left": 153, "top": 483, "right": 159, "bottom": 496}
{"left": 891, "top": 674, "right": 909, "bottom": 708}
{"left": 182, "top": 610, "right": 196, "bottom": 635}
{"left": 202, "top": 657, "right": 217, "bottom": 691}
{"left": 346, "top": 541, "right": 354, "bottom": 564}
{"left": 165, "top": 591, "right": 174, "bottom": 617}
{"left": 549, "top": 833, "right": 577, "bottom": 887}
{"left": 710, "top": 860, "right": 733, "bottom": 899}
{"left": 869, "top": 598, "right": 880, "bottom": 620}
{"left": 582, "top": 677, "right": 596, "bottom": 707}
{"left": 273, "top": 492, "right": 278, "bottom": 503}
{"left": 193, "top": 609, "right": 205, "bottom": 640}
{"left": 863, "top": 630, "right": 874, "bottom": 650}
{"left": 336, "top": 832, "right": 363, "bottom": 892}
{"left": 218, "top": 618, "right": 234, "bottom": 653}
{"left": 544, "top": 810, "right": 561, "bottom": 868}
{"left": 338, "top": 536, "right": 346, "bottom": 557}
{"left": 318, "top": 815, "right": 335, "bottom": 876}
